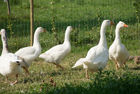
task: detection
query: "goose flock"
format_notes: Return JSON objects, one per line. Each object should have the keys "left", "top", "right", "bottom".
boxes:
{"left": 0, "top": 20, "right": 130, "bottom": 85}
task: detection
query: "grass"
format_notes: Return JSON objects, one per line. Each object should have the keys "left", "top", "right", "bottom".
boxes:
{"left": 0, "top": 0, "right": 140, "bottom": 94}
{"left": 0, "top": 54, "right": 140, "bottom": 94}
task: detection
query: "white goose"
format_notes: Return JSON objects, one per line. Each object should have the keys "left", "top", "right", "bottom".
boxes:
{"left": 109, "top": 21, "right": 129, "bottom": 69}
{"left": 15, "top": 27, "right": 46, "bottom": 73}
{"left": 72, "top": 20, "right": 113, "bottom": 78}
{"left": 0, "top": 53, "right": 23, "bottom": 85}
{"left": 0, "top": 29, "right": 24, "bottom": 85}
{"left": 39, "top": 26, "right": 73, "bottom": 69}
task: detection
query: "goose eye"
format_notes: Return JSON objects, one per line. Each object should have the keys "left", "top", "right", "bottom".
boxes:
{"left": 16, "top": 61, "right": 19, "bottom": 63}
{"left": 16, "top": 61, "right": 20, "bottom": 65}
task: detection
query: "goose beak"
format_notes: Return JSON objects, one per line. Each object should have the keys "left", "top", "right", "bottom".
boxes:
{"left": 110, "top": 21, "right": 114, "bottom": 25}
{"left": 124, "top": 24, "right": 128, "bottom": 27}
{"left": 71, "top": 28, "right": 73, "bottom": 32}
{"left": 43, "top": 29, "right": 47, "bottom": 32}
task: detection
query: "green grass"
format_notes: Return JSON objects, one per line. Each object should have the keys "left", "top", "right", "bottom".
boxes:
{"left": 0, "top": 54, "right": 140, "bottom": 94}
{"left": 0, "top": 0, "right": 140, "bottom": 94}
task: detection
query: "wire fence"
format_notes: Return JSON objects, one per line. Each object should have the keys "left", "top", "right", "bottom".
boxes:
{"left": 0, "top": 0, "right": 139, "bottom": 55}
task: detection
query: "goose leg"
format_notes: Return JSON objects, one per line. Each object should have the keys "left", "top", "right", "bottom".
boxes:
{"left": 4, "top": 76, "right": 9, "bottom": 83}
{"left": 115, "top": 61, "right": 119, "bottom": 70}
{"left": 122, "top": 62, "right": 128, "bottom": 69}
{"left": 53, "top": 63, "right": 64, "bottom": 70}
{"left": 22, "top": 66, "right": 29, "bottom": 75}
{"left": 85, "top": 69, "right": 89, "bottom": 79}
{"left": 10, "top": 74, "right": 18, "bottom": 85}
{"left": 123, "top": 62, "right": 126, "bottom": 67}
{"left": 20, "top": 57, "right": 29, "bottom": 75}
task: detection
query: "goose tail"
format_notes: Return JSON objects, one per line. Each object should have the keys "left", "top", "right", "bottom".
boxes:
{"left": 72, "top": 58, "right": 86, "bottom": 68}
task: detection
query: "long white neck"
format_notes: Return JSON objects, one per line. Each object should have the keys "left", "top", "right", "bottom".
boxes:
{"left": 114, "top": 27, "right": 121, "bottom": 43}
{"left": 64, "top": 29, "right": 71, "bottom": 45}
{"left": 1, "top": 36, "right": 9, "bottom": 55}
{"left": 98, "top": 25, "right": 107, "bottom": 47}
{"left": 33, "top": 31, "right": 41, "bottom": 48}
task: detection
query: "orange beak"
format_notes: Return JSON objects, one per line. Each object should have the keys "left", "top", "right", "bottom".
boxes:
{"left": 123, "top": 24, "right": 128, "bottom": 27}
{"left": 110, "top": 21, "right": 114, "bottom": 25}
{"left": 43, "top": 29, "right": 47, "bottom": 32}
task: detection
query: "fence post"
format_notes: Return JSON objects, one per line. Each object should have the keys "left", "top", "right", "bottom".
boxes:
{"left": 30, "top": 0, "right": 34, "bottom": 46}
{"left": 6, "top": 0, "right": 11, "bottom": 15}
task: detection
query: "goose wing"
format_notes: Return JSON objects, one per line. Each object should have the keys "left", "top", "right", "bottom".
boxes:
{"left": 15, "top": 46, "right": 36, "bottom": 57}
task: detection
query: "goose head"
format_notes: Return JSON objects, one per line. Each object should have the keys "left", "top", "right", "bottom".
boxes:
{"left": 66, "top": 26, "right": 73, "bottom": 32}
{"left": 10, "top": 60, "right": 22, "bottom": 68}
{"left": 116, "top": 21, "right": 128, "bottom": 29}
{"left": 100, "top": 20, "right": 114, "bottom": 33}
{"left": 33, "top": 27, "right": 47, "bottom": 46}
{"left": 64, "top": 26, "right": 73, "bottom": 43}
{"left": 35, "top": 27, "right": 47, "bottom": 34}
{"left": 102, "top": 20, "right": 114, "bottom": 27}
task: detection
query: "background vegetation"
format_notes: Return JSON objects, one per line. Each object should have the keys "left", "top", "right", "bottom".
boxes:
{"left": 0, "top": 0, "right": 140, "bottom": 94}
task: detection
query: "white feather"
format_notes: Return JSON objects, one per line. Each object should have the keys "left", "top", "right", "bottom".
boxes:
{"left": 72, "top": 58, "right": 88, "bottom": 68}
{"left": 72, "top": 20, "right": 112, "bottom": 72}
{"left": 39, "top": 26, "right": 72, "bottom": 64}
{"left": 109, "top": 21, "right": 129, "bottom": 68}
{"left": 0, "top": 29, "right": 23, "bottom": 77}
{"left": 15, "top": 27, "right": 45, "bottom": 67}
{"left": 0, "top": 53, "right": 22, "bottom": 77}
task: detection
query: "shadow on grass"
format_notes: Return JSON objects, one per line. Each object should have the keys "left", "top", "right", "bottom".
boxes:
{"left": 29, "top": 70, "right": 140, "bottom": 94}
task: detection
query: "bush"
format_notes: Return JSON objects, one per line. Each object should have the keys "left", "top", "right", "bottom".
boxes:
{"left": 9, "top": 0, "right": 21, "bottom": 5}
{"left": 133, "top": 0, "right": 140, "bottom": 22}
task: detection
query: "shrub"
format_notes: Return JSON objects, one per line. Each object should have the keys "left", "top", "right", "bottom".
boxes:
{"left": 133, "top": 0, "right": 140, "bottom": 23}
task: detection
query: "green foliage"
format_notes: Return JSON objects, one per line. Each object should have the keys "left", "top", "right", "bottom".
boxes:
{"left": 133, "top": 0, "right": 140, "bottom": 22}
{"left": 9, "top": 0, "right": 21, "bottom": 5}
{"left": 7, "top": 19, "right": 14, "bottom": 38}
{"left": 50, "top": 0, "right": 61, "bottom": 44}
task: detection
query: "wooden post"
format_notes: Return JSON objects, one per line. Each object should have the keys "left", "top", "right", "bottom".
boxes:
{"left": 6, "top": 0, "right": 11, "bottom": 16}
{"left": 30, "top": 0, "right": 34, "bottom": 46}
